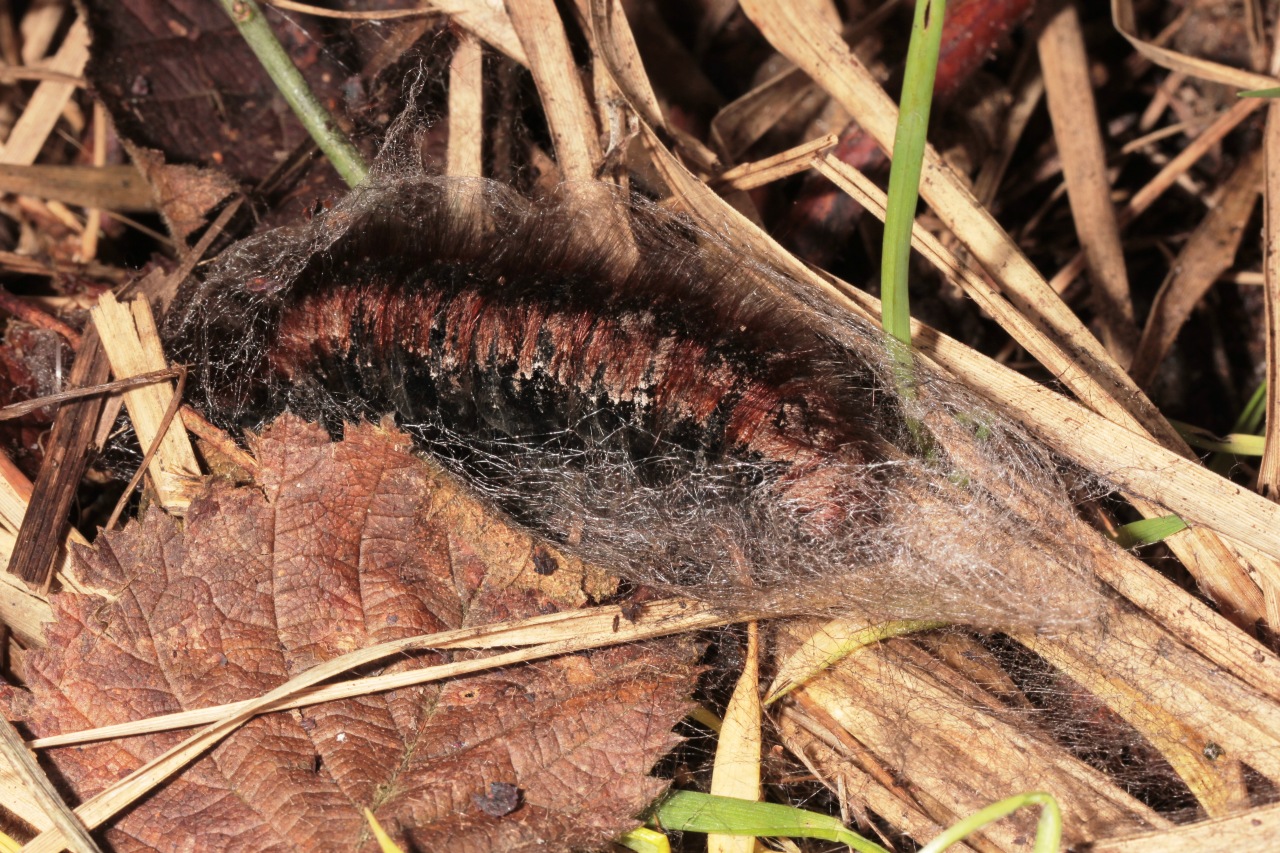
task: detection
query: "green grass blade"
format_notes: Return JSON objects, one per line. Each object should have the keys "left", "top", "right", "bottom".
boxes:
{"left": 1211, "top": 380, "right": 1267, "bottom": 474}
{"left": 1171, "top": 419, "right": 1266, "bottom": 456}
{"left": 881, "top": 0, "right": 947, "bottom": 346}
{"left": 916, "top": 791, "right": 1062, "bottom": 853}
{"left": 651, "top": 791, "right": 891, "bottom": 853}
{"left": 1114, "top": 515, "right": 1187, "bottom": 548}
{"left": 616, "top": 827, "right": 670, "bottom": 853}
{"left": 1232, "top": 381, "right": 1269, "bottom": 435}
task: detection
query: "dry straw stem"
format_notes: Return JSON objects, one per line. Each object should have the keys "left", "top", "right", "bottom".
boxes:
{"left": 28, "top": 597, "right": 726, "bottom": 749}
{"left": 17, "top": 599, "right": 746, "bottom": 852}
{"left": 0, "top": 67, "right": 82, "bottom": 86}
{"left": 708, "top": 621, "right": 762, "bottom": 853}
{"left": 505, "top": 0, "right": 600, "bottom": 181}
{"left": 563, "top": 0, "right": 631, "bottom": 188}
{"left": 90, "top": 294, "right": 201, "bottom": 513}
{"left": 1132, "top": 149, "right": 1263, "bottom": 389}
{"left": 765, "top": 618, "right": 944, "bottom": 704}
{"left": 80, "top": 102, "right": 109, "bottom": 263}
{"left": 784, "top": 632, "right": 1169, "bottom": 850}
{"left": 732, "top": 0, "right": 1275, "bottom": 628}
{"left": 1017, "top": 621, "right": 1251, "bottom": 817}
{"left": 1138, "top": 71, "right": 1188, "bottom": 135}
{"left": 1261, "top": 103, "right": 1280, "bottom": 501}
{"left": 1036, "top": 0, "right": 1136, "bottom": 366}
{"left": 611, "top": 47, "right": 1280, "bottom": 824}
{"left": 1044, "top": 101, "right": 1263, "bottom": 346}
{"left": 587, "top": 0, "right": 723, "bottom": 177}
{"left": 20, "top": 0, "right": 66, "bottom": 63}
{"left": 446, "top": 32, "right": 484, "bottom": 179}
{"left": 973, "top": 48, "right": 1043, "bottom": 207}
{"left": 1111, "top": 0, "right": 1279, "bottom": 92}
{"left": 0, "top": 16, "right": 87, "bottom": 167}
{"left": 709, "top": 0, "right": 895, "bottom": 162}
{"left": 715, "top": 133, "right": 838, "bottom": 192}
{"left": 0, "top": 368, "right": 179, "bottom": 422}
{"left": 266, "top": 0, "right": 528, "bottom": 66}
{"left": 0, "top": 165, "right": 154, "bottom": 212}
{"left": 774, "top": 709, "right": 975, "bottom": 853}
{"left": 810, "top": 153, "right": 1276, "bottom": 623}
{"left": 1091, "top": 799, "right": 1280, "bottom": 853}
{"left": 711, "top": 66, "right": 816, "bottom": 161}
{"left": 0, "top": 719, "right": 99, "bottom": 853}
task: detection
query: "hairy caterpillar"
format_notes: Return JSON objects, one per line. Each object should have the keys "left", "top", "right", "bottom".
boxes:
{"left": 167, "top": 176, "right": 1103, "bottom": 630}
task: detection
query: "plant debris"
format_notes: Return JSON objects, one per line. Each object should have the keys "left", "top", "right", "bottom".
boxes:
{"left": 2, "top": 416, "right": 698, "bottom": 852}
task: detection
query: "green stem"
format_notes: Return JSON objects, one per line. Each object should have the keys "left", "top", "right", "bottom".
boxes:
{"left": 881, "top": 0, "right": 947, "bottom": 348}
{"left": 216, "top": 0, "right": 368, "bottom": 187}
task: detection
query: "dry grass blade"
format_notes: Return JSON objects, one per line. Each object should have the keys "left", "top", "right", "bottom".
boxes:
{"left": 18, "top": 599, "right": 742, "bottom": 852}
{"left": 1036, "top": 0, "right": 1137, "bottom": 365}
{"left": 446, "top": 32, "right": 484, "bottom": 178}
{"left": 80, "top": 103, "right": 109, "bottom": 263}
{"left": 27, "top": 598, "right": 719, "bottom": 749}
{"left": 786, "top": 633, "right": 1168, "bottom": 851}
{"left": 1085, "top": 536, "right": 1280, "bottom": 704}
{"left": 708, "top": 622, "right": 762, "bottom": 853}
{"left": 710, "top": 67, "right": 814, "bottom": 161}
{"left": 266, "top": 0, "right": 528, "bottom": 65}
{"left": 1132, "top": 149, "right": 1263, "bottom": 388}
{"left": 0, "top": 17, "right": 87, "bottom": 167}
{"left": 0, "top": 719, "right": 99, "bottom": 853}
{"left": 1091, "top": 800, "right": 1280, "bottom": 852}
{"left": 974, "top": 54, "right": 1043, "bottom": 206}
{"left": 0, "top": 165, "right": 153, "bottom": 212}
{"left": 505, "top": 0, "right": 600, "bottom": 181}
{"left": 1111, "top": 0, "right": 1278, "bottom": 90}
{"left": 774, "top": 711, "right": 971, "bottom": 853}
{"left": 1260, "top": 101, "right": 1280, "bottom": 501}
{"left": 716, "top": 134, "right": 838, "bottom": 191}
{"left": 588, "top": 0, "right": 722, "bottom": 174}
{"left": 1019, "top": 621, "right": 1256, "bottom": 816}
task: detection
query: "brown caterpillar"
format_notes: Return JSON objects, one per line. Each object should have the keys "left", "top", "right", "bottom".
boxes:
{"left": 167, "top": 176, "right": 1103, "bottom": 629}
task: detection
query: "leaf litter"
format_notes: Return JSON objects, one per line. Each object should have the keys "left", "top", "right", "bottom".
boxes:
{"left": 2, "top": 415, "right": 700, "bottom": 852}
{"left": 3, "top": 1, "right": 1280, "bottom": 852}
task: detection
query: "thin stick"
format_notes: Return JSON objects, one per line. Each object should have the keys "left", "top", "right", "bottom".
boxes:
{"left": 0, "top": 287, "right": 81, "bottom": 346}
{"left": 0, "top": 368, "right": 179, "bottom": 421}
{"left": 105, "top": 366, "right": 188, "bottom": 531}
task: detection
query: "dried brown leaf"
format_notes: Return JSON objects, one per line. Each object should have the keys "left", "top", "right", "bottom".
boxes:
{"left": 4, "top": 415, "right": 697, "bottom": 852}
